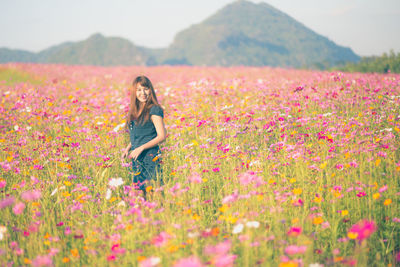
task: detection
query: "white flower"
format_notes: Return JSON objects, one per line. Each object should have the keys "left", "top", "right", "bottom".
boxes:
{"left": 246, "top": 221, "right": 260, "bottom": 228}
{"left": 232, "top": 223, "right": 244, "bottom": 234}
{"left": 14, "top": 125, "right": 19, "bottom": 131}
{"left": 51, "top": 188, "right": 58, "bottom": 196}
{"left": 188, "top": 232, "right": 199, "bottom": 238}
{"left": 0, "top": 226, "right": 6, "bottom": 240}
{"left": 108, "top": 178, "right": 124, "bottom": 188}
{"left": 149, "top": 257, "right": 161, "bottom": 266}
{"left": 105, "top": 189, "right": 112, "bottom": 200}
{"left": 117, "top": 201, "right": 126, "bottom": 207}
{"left": 113, "top": 122, "right": 126, "bottom": 132}
{"left": 309, "top": 263, "right": 324, "bottom": 267}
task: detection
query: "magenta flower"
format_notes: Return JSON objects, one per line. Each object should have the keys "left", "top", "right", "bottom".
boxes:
{"left": 173, "top": 256, "right": 204, "bottom": 267}
{"left": 348, "top": 219, "right": 377, "bottom": 242}
{"left": 287, "top": 227, "right": 302, "bottom": 237}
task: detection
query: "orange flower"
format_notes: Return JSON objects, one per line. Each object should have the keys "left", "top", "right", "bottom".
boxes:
{"left": 384, "top": 199, "right": 392, "bottom": 206}
{"left": 313, "top": 217, "right": 324, "bottom": 225}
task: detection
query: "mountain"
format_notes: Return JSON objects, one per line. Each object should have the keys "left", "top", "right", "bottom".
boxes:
{"left": 0, "top": 0, "right": 360, "bottom": 68}
{"left": 36, "top": 33, "right": 157, "bottom": 66}
{"left": 0, "top": 48, "right": 38, "bottom": 63}
{"left": 0, "top": 33, "right": 158, "bottom": 66}
{"left": 162, "top": 0, "right": 359, "bottom": 67}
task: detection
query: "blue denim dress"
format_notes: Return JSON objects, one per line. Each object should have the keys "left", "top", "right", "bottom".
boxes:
{"left": 129, "top": 105, "right": 164, "bottom": 190}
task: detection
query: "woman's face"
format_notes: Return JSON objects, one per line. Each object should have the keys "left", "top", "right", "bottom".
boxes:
{"left": 136, "top": 84, "right": 151, "bottom": 103}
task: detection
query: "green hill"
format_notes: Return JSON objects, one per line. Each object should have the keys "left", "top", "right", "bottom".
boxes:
{"left": 0, "top": 1, "right": 360, "bottom": 68}
{"left": 162, "top": 0, "right": 359, "bottom": 67}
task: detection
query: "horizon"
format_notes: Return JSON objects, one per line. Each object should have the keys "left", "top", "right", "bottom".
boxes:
{"left": 1, "top": 0, "right": 399, "bottom": 57}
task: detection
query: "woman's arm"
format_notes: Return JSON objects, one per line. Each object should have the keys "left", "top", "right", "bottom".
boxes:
{"left": 128, "top": 115, "right": 167, "bottom": 160}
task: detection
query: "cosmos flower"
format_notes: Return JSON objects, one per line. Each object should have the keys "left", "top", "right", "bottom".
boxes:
{"left": 348, "top": 219, "right": 377, "bottom": 242}
{"left": 108, "top": 178, "right": 124, "bottom": 188}
{"left": 173, "top": 256, "right": 204, "bottom": 267}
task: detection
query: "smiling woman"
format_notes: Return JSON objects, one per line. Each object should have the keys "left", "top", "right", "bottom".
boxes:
{"left": 122, "top": 76, "right": 167, "bottom": 196}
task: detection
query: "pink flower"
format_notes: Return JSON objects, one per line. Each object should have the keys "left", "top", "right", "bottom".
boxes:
{"left": 152, "top": 231, "right": 172, "bottom": 247}
{"left": 21, "top": 190, "right": 41, "bottom": 201}
{"left": 238, "top": 171, "right": 263, "bottom": 187}
{"left": 188, "top": 173, "right": 202, "bottom": 184}
{"left": 284, "top": 245, "right": 307, "bottom": 255}
{"left": 12, "top": 202, "right": 25, "bottom": 215}
{"left": 213, "top": 254, "right": 237, "bottom": 267}
{"left": 140, "top": 257, "right": 161, "bottom": 267}
{"left": 0, "top": 196, "right": 15, "bottom": 209}
{"left": 379, "top": 185, "right": 388, "bottom": 193}
{"left": 396, "top": 251, "right": 400, "bottom": 262}
{"left": 222, "top": 190, "right": 239, "bottom": 204}
{"left": 32, "top": 254, "right": 53, "bottom": 267}
{"left": 173, "top": 256, "right": 204, "bottom": 267}
{"left": 204, "top": 240, "right": 231, "bottom": 256}
{"left": 0, "top": 180, "right": 6, "bottom": 188}
{"left": 348, "top": 219, "right": 377, "bottom": 242}
{"left": 107, "top": 254, "right": 116, "bottom": 261}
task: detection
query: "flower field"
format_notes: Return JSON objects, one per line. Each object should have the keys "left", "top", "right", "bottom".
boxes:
{"left": 0, "top": 63, "right": 399, "bottom": 266}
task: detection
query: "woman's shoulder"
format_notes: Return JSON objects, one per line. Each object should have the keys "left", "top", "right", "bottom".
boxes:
{"left": 149, "top": 105, "right": 164, "bottom": 118}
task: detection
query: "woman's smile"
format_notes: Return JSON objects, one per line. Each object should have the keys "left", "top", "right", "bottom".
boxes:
{"left": 136, "top": 84, "right": 151, "bottom": 102}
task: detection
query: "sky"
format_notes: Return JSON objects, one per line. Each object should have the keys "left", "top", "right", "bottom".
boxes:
{"left": 0, "top": 0, "right": 399, "bottom": 56}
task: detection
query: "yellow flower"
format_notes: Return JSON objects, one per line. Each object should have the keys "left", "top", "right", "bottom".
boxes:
{"left": 347, "top": 232, "right": 358, "bottom": 239}
{"left": 341, "top": 210, "right": 349, "bottom": 216}
{"left": 24, "top": 258, "right": 32, "bottom": 264}
{"left": 64, "top": 181, "right": 72, "bottom": 186}
{"left": 289, "top": 178, "right": 296, "bottom": 183}
{"left": 145, "top": 186, "right": 153, "bottom": 192}
{"left": 167, "top": 245, "right": 179, "bottom": 253}
{"left": 314, "top": 196, "right": 322, "bottom": 203}
{"left": 70, "top": 248, "right": 79, "bottom": 258}
{"left": 62, "top": 257, "right": 70, "bottom": 263}
{"left": 279, "top": 261, "right": 298, "bottom": 267}
{"left": 375, "top": 158, "right": 381, "bottom": 166}
{"left": 373, "top": 193, "right": 380, "bottom": 200}
{"left": 292, "top": 188, "right": 302, "bottom": 195}
{"left": 219, "top": 204, "right": 228, "bottom": 213}
{"left": 137, "top": 256, "right": 146, "bottom": 262}
{"left": 313, "top": 217, "right": 324, "bottom": 225}
{"left": 384, "top": 199, "right": 392, "bottom": 206}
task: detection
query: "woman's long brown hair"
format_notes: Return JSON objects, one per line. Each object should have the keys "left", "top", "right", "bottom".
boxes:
{"left": 126, "top": 76, "right": 161, "bottom": 128}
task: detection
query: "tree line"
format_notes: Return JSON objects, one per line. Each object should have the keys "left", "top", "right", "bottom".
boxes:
{"left": 336, "top": 50, "right": 400, "bottom": 73}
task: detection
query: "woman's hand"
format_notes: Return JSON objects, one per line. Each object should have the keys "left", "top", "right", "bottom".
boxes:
{"left": 128, "top": 146, "right": 145, "bottom": 161}
{"left": 121, "top": 148, "right": 130, "bottom": 160}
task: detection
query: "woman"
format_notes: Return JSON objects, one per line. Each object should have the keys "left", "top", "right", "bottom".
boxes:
{"left": 122, "top": 76, "right": 166, "bottom": 194}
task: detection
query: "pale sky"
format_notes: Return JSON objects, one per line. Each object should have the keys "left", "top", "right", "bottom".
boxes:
{"left": 0, "top": 0, "right": 399, "bottom": 56}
